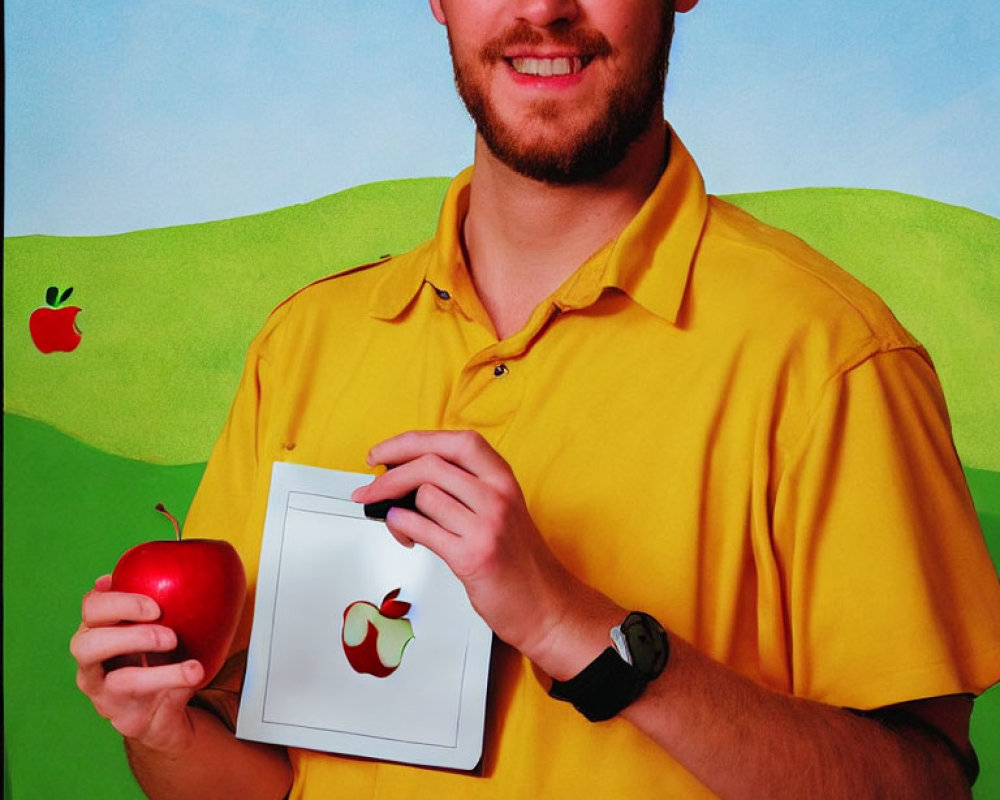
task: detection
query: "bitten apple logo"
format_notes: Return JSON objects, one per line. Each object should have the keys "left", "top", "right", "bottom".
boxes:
{"left": 30, "top": 286, "right": 82, "bottom": 353}
{"left": 341, "top": 588, "right": 414, "bottom": 678}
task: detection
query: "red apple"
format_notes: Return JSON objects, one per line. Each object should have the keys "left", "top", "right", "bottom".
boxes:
{"left": 342, "top": 588, "right": 414, "bottom": 678}
{"left": 30, "top": 286, "right": 82, "bottom": 353}
{"left": 110, "top": 505, "right": 246, "bottom": 688}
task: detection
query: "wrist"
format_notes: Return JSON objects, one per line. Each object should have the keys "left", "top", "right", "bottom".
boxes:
{"left": 124, "top": 705, "right": 198, "bottom": 758}
{"left": 517, "top": 575, "right": 625, "bottom": 680}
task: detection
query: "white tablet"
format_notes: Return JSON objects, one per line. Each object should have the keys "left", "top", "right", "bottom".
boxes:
{"left": 237, "top": 462, "right": 493, "bottom": 770}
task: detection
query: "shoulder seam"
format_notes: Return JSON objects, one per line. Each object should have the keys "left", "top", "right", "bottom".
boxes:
{"left": 707, "top": 198, "right": 916, "bottom": 350}
{"left": 264, "top": 256, "right": 393, "bottom": 320}
{"left": 779, "top": 343, "right": 935, "bottom": 487}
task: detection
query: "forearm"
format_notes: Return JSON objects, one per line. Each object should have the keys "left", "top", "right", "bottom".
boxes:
{"left": 624, "top": 635, "right": 969, "bottom": 800}
{"left": 524, "top": 572, "right": 970, "bottom": 798}
{"left": 125, "top": 706, "right": 293, "bottom": 800}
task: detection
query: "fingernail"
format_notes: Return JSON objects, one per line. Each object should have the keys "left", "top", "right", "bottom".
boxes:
{"left": 156, "top": 628, "right": 175, "bottom": 649}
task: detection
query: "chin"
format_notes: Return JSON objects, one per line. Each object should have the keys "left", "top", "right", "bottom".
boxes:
{"left": 483, "top": 107, "right": 661, "bottom": 185}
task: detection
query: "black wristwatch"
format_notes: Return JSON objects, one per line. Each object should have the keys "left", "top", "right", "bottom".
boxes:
{"left": 548, "top": 611, "right": 670, "bottom": 722}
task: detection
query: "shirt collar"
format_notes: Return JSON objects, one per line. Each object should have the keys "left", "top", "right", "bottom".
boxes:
{"left": 369, "top": 127, "right": 708, "bottom": 325}
{"left": 367, "top": 168, "right": 473, "bottom": 320}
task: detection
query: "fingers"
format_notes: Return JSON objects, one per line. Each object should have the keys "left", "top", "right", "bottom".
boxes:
{"left": 360, "top": 455, "right": 483, "bottom": 516}
{"left": 92, "top": 661, "right": 204, "bottom": 743}
{"left": 82, "top": 586, "right": 161, "bottom": 627}
{"left": 73, "top": 623, "right": 177, "bottom": 674}
{"left": 351, "top": 430, "right": 525, "bottom": 563}
{"left": 73, "top": 578, "right": 171, "bottom": 697}
{"left": 354, "top": 431, "right": 515, "bottom": 519}
{"left": 72, "top": 624, "right": 179, "bottom": 705}
{"left": 74, "top": 631, "right": 204, "bottom": 743}
{"left": 102, "top": 659, "right": 204, "bottom": 699}
{"left": 362, "top": 467, "right": 479, "bottom": 558}
{"left": 384, "top": 506, "right": 463, "bottom": 563}
{"left": 366, "top": 430, "right": 509, "bottom": 486}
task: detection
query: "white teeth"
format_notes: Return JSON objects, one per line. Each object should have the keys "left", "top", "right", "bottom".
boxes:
{"left": 510, "top": 56, "right": 583, "bottom": 77}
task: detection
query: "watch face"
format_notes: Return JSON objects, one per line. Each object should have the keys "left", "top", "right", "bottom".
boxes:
{"left": 622, "top": 612, "right": 669, "bottom": 677}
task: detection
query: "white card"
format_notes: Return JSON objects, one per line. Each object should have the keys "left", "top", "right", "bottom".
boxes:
{"left": 237, "top": 462, "right": 493, "bottom": 770}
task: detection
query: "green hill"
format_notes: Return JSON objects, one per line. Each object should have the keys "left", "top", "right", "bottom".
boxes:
{"left": 3, "top": 178, "right": 450, "bottom": 465}
{"left": 4, "top": 180, "right": 999, "bottom": 468}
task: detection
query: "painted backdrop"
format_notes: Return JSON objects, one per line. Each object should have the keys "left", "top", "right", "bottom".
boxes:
{"left": 4, "top": 2, "right": 999, "bottom": 798}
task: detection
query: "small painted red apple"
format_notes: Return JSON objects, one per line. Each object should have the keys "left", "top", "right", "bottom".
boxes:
{"left": 342, "top": 588, "right": 414, "bottom": 678}
{"left": 110, "top": 504, "right": 246, "bottom": 688}
{"left": 29, "top": 286, "right": 82, "bottom": 353}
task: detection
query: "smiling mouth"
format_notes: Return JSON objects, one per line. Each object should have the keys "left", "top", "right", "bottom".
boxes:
{"left": 508, "top": 56, "right": 590, "bottom": 77}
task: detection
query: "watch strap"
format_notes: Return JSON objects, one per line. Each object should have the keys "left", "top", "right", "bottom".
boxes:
{"left": 548, "top": 647, "right": 649, "bottom": 722}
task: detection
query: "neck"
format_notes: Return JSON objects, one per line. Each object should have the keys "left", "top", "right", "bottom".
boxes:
{"left": 463, "top": 118, "right": 668, "bottom": 339}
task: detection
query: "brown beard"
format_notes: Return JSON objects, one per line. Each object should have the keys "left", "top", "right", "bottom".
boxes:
{"left": 449, "top": 10, "right": 674, "bottom": 185}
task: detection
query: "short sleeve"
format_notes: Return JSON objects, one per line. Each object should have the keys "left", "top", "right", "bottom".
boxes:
{"left": 774, "top": 346, "right": 1000, "bottom": 708}
{"left": 184, "top": 304, "right": 291, "bottom": 712}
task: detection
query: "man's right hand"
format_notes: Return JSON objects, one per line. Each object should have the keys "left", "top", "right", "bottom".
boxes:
{"left": 70, "top": 574, "right": 206, "bottom": 755}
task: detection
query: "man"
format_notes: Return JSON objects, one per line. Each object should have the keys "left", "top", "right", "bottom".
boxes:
{"left": 72, "top": 1, "right": 1000, "bottom": 798}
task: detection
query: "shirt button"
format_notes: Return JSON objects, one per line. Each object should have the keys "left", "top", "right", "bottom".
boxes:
{"left": 435, "top": 288, "right": 451, "bottom": 300}
{"left": 493, "top": 364, "right": 509, "bottom": 378}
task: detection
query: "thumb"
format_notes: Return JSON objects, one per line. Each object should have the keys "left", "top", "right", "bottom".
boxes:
{"left": 180, "top": 659, "right": 206, "bottom": 688}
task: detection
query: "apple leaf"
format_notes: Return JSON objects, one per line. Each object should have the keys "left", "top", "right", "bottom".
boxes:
{"left": 59, "top": 287, "right": 74, "bottom": 305}
{"left": 379, "top": 589, "right": 410, "bottom": 619}
{"left": 380, "top": 599, "right": 411, "bottom": 619}
{"left": 46, "top": 286, "right": 58, "bottom": 306}
{"left": 381, "top": 587, "right": 401, "bottom": 604}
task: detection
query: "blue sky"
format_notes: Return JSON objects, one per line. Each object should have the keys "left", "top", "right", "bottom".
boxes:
{"left": 4, "top": 0, "right": 998, "bottom": 236}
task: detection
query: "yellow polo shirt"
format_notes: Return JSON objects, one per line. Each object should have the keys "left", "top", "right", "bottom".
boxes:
{"left": 187, "top": 133, "right": 1000, "bottom": 798}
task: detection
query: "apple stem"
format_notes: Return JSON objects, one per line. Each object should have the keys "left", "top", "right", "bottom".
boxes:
{"left": 155, "top": 503, "right": 182, "bottom": 541}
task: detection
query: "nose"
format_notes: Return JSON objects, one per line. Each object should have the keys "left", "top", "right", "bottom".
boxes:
{"left": 514, "top": 0, "right": 580, "bottom": 27}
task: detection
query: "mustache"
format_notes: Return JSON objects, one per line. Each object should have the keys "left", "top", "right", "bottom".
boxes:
{"left": 480, "top": 21, "right": 614, "bottom": 61}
